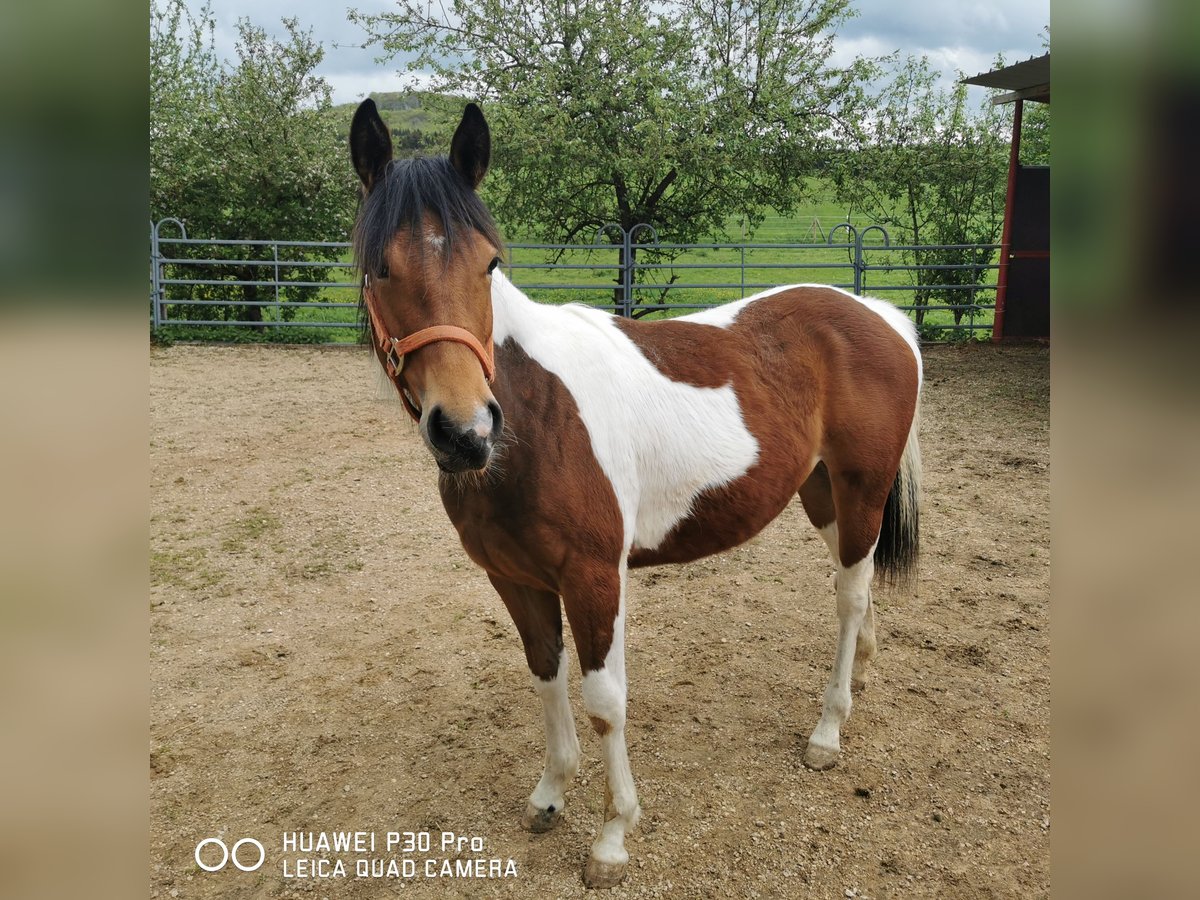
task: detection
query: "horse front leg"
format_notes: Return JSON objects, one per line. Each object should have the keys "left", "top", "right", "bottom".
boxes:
{"left": 562, "top": 558, "right": 640, "bottom": 890}
{"left": 488, "top": 575, "right": 580, "bottom": 832}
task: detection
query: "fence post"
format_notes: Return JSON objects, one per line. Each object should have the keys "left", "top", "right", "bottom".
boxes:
{"left": 624, "top": 224, "right": 659, "bottom": 318}
{"left": 826, "top": 223, "right": 857, "bottom": 293}
{"left": 594, "top": 223, "right": 628, "bottom": 317}
{"left": 152, "top": 218, "right": 187, "bottom": 329}
{"left": 273, "top": 242, "right": 281, "bottom": 324}
{"left": 854, "top": 232, "right": 863, "bottom": 295}
{"left": 740, "top": 245, "right": 746, "bottom": 299}
{"left": 623, "top": 227, "right": 633, "bottom": 317}
{"left": 150, "top": 220, "right": 160, "bottom": 329}
{"left": 856, "top": 225, "right": 890, "bottom": 298}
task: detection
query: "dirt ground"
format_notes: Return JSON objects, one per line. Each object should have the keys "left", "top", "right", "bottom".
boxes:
{"left": 150, "top": 341, "right": 1049, "bottom": 899}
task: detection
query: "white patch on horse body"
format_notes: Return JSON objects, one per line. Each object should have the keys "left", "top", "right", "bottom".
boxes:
{"left": 677, "top": 284, "right": 796, "bottom": 328}
{"left": 491, "top": 271, "right": 759, "bottom": 551}
{"left": 426, "top": 234, "right": 446, "bottom": 249}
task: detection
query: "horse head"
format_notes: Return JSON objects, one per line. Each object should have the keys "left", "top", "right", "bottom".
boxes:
{"left": 350, "top": 100, "right": 504, "bottom": 474}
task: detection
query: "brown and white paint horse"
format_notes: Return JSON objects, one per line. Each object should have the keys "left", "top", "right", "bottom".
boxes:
{"left": 350, "top": 100, "right": 922, "bottom": 889}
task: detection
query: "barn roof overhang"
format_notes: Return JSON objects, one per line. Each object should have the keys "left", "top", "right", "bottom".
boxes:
{"left": 963, "top": 53, "right": 1050, "bottom": 105}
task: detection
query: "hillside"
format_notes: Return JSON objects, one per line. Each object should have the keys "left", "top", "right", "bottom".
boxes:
{"left": 327, "top": 91, "right": 465, "bottom": 156}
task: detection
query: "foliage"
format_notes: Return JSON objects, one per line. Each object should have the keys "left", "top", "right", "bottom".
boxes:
{"left": 350, "top": 0, "right": 872, "bottom": 308}
{"left": 1021, "top": 25, "right": 1051, "bottom": 166}
{"left": 1021, "top": 100, "right": 1050, "bottom": 166}
{"left": 150, "top": 0, "right": 219, "bottom": 211}
{"left": 150, "top": 0, "right": 357, "bottom": 326}
{"left": 830, "top": 56, "right": 1010, "bottom": 325}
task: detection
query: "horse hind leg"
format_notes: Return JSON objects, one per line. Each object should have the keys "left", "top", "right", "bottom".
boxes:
{"left": 799, "top": 465, "right": 878, "bottom": 694}
{"left": 852, "top": 588, "right": 878, "bottom": 694}
{"left": 562, "top": 559, "right": 640, "bottom": 890}
{"left": 799, "top": 465, "right": 889, "bottom": 770}
{"left": 488, "top": 575, "right": 580, "bottom": 833}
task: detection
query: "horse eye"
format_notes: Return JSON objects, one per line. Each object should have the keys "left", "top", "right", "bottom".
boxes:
{"left": 487, "top": 257, "right": 500, "bottom": 275}
{"left": 378, "top": 264, "right": 389, "bottom": 279}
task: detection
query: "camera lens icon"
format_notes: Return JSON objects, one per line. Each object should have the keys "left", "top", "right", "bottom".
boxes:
{"left": 195, "top": 837, "right": 265, "bottom": 872}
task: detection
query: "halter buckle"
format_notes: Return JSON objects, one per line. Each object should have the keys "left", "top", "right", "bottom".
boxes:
{"left": 385, "top": 340, "right": 404, "bottom": 378}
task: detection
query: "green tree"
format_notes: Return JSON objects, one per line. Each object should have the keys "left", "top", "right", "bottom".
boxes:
{"left": 350, "top": 0, "right": 871, "bottom": 310}
{"left": 150, "top": 0, "right": 219, "bottom": 215}
{"left": 1021, "top": 101, "right": 1050, "bottom": 166}
{"left": 151, "top": 0, "right": 356, "bottom": 327}
{"left": 830, "top": 56, "right": 1010, "bottom": 329}
{"left": 1021, "top": 26, "right": 1051, "bottom": 166}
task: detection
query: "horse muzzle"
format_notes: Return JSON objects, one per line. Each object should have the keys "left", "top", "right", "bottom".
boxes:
{"left": 423, "top": 401, "right": 504, "bottom": 473}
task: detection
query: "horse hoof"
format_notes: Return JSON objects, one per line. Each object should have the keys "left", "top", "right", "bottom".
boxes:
{"left": 583, "top": 857, "right": 627, "bottom": 889}
{"left": 521, "top": 802, "right": 563, "bottom": 833}
{"left": 851, "top": 676, "right": 869, "bottom": 694}
{"left": 803, "top": 740, "right": 840, "bottom": 771}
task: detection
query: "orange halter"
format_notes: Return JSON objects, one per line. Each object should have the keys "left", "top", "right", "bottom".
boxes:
{"left": 362, "top": 275, "right": 496, "bottom": 421}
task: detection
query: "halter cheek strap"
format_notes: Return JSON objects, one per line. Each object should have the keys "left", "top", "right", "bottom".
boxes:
{"left": 362, "top": 276, "right": 496, "bottom": 422}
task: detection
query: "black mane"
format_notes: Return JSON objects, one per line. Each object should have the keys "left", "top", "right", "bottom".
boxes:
{"left": 352, "top": 155, "right": 505, "bottom": 281}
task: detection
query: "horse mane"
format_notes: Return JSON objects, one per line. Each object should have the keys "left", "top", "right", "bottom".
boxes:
{"left": 353, "top": 155, "right": 505, "bottom": 332}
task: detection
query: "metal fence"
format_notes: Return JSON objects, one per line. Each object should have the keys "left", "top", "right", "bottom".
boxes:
{"left": 150, "top": 218, "right": 999, "bottom": 341}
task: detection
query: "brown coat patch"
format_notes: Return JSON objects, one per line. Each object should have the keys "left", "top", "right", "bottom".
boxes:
{"left": 486, "top": 576, "right": 563, "bottom": 681}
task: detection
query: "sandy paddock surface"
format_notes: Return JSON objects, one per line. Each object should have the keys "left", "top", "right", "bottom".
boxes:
{"left": 150, "top": 341, "right": 1049, "bottom": 899}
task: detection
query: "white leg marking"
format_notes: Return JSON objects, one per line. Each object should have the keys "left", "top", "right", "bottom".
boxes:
{"left": 818, "top": 523, "right": 875, "bottom": 691}
{"left": 589, "top": 728, "right": 639, "bottom": 868}
{"left": 579, "top": 563, "right": 640, "bottom": 881}
{"left": 806, "top": 548, "right": 875, "bottom": 770}
{"left": 580, "top": 668, "right": 639, "bottom": 867}
{"left": 528, "top": 648, "right": 580, "bottom": 819}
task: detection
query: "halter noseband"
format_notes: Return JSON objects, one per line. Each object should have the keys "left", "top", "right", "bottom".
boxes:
{"left": 362, "top": 274, "right": 496, "bottom": 422}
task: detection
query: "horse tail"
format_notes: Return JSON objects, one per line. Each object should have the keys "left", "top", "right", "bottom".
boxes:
{"left": 875, "top": 402, "right": 921, "bottom": 587}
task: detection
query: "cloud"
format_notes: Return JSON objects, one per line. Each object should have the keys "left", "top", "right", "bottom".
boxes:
{"left": 181, "top": 0, "right": 415, "bottom": 104}
{"left": 841, "top": 0, "right": 1049, "bottom": 53}
{"left": 832, "top": 0, "right": 1048, "bottom": 97}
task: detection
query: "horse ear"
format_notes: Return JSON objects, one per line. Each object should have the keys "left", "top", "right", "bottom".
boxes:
{"left": 350, "top": 98, "right": 393, "bottom": 194}
{"left": 450, "top": 103, "right": 490, "bottom": 189}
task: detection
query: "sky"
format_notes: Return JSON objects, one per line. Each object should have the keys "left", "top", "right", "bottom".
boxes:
{"left": 180, "top": 0, "right": 1050, "bottom": 106}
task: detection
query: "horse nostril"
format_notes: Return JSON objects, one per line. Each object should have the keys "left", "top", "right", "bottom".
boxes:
{"left": 488, "top": 401, "right": 504, "bottom": 439}
{"left": 427, "top": 405, "right": 459, "bottom": 454}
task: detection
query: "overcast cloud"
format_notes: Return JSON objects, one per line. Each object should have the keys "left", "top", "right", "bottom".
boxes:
{"left": 181, "top": 0, "right": 1049, "bottom": 105}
